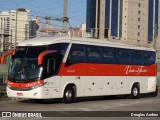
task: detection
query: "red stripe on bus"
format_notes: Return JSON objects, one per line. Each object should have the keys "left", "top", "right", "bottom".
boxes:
{"left": 58, "top": 63, "right": 157, "bottom": 76}
{"left": 7, "top": 80, "right": 44, "bottom": 89}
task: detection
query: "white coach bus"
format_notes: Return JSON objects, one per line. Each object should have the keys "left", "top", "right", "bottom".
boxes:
{"left": 1, "top": 37, "right": 157, "bottom": 103}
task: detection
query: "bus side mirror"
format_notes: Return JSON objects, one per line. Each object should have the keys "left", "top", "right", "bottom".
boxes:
{"left": 1, "top": 51, "right": 14, "bottom": 64}
{"left": 38, "top": 50, "right": 57, "bottom": 65}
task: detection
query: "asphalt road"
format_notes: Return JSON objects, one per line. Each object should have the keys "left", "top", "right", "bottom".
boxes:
{"left": 0, "top": 93, "right": 160, "bottom": 120}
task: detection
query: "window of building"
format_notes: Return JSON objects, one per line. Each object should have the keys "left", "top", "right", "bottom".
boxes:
{"left": 138, "top": 3, "right": 141, "bottom": 7}
{"left": 138, "top": 18, "right": 140, "bottom": 21}
{"left": 138, "top": 32, "right": 140, "bottom": 36}
{"left": 138, "top": 10, "right": 141, "bottom": 14}
{"left": 138, "top": 25, "right": 140, "bottom": 29}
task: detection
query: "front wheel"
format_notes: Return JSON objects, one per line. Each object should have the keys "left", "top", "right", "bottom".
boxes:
{"left": 62, "top": 86, "right": 75, "bottom": 104}
{"left": 130, "top": 84, "right": 140, "bottom": 99}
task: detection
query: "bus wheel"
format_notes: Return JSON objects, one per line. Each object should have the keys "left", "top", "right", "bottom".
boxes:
{"left": 130, "top": 84, "right": 140, "bottom": 99}
{"left": 62, "top": 86, "right": 75, "bottom": 104}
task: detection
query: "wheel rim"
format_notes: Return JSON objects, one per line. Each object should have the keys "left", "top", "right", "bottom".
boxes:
{"left": 133, "top": 87, "right": 138, "bottom": 96}
{"left": 65, "top": 90, "right": 73, "bottom": 101}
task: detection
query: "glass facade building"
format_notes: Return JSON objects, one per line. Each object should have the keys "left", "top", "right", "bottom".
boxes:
{"left": 86, "top": 0, "right": 96, "bottom": 32}
{"left": 86, "top": 0, "right": 120, "bottom": 37}
{"left": 86, "top": 0, "right": 159, "bottom": 42}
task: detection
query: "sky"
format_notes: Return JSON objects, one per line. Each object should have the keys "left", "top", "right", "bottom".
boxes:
{"left": 0, "top": 0, "right": 87, "bottom": 28}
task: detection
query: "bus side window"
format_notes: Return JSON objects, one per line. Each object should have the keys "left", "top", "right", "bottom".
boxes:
{"left": 67, "top": 45, "right": 85, "bottom": 63}
{"left": 144, "top": 51, "right": 155, "bottom": 65}
{"left": 131, "top": 50, "right": 144, "bottom": 65}
{"left": 102, "top": 47, "right": 116, "bottom": 64}
{"left": 117, "top": 49, "right": 131, "bottom": 64}
{"left": 43, "top": 57, "right": 55, "bottom": 78}
{"left": 86, "top": 46, "right": 102, "bottom": 63}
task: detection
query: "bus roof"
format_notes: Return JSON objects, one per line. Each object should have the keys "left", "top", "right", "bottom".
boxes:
{"left": 17, "top": 36, "right": 155, "bottom": 51}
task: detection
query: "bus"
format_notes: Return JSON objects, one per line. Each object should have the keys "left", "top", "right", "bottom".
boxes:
{"left": 1, "top": 36, "right": 157, "bottom": 103}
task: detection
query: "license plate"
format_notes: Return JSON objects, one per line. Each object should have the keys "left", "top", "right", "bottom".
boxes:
{"left": 17, "top": 93, "right": 23, "bottom": 96}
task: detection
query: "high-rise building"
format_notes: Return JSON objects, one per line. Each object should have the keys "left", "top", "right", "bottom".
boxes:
{"left": 0, "top": 8, "right": 38, "bottom": 51}
{"left": 10, "top": 8, "right": 30, "bottom": 48}
{"left": 0, "top": 11, "right": 11, "bottom": 51}
{"left": 86, "top": 0, "right": 160, "bottom": 46}
{"left": 29, "top": 19, "right": 39, "bottom": 39}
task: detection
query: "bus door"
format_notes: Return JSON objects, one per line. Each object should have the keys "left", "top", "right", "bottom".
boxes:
{"left": 41, "top": 53, "right": 62, "bottom": 98}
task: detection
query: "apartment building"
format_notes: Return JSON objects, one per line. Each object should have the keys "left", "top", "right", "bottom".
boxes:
{"left": 0, "top": 8, "right": 38, "bottom": 51}
{"left": 0, "top": 11, "right": 11, "bottom": 51}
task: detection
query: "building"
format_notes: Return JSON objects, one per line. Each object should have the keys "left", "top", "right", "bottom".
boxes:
{"left": 68, "top": 23, "right": 91, "bottom": 38}
{"left": 10, "top": 8, "right": 30, "bottom": 48}
{"left": 29, "top": 18, "right": 40, "bottom": 39}
{"left": 68, "top": 27, "right": 82, "bottom": 37}
{"left": 0, "top": 11, "right": 11, "bottom": 51}
{"left": 40, "top": 23, "right": 62, "bottom": 37}
{"left": 79, "top": 22, "right": 91, "bottom": 38}
{"left": 86, "top": 0, "right": 160, "bottom": 47}
{"left": 0, "top": 8, "right": 38, "bottom": 51}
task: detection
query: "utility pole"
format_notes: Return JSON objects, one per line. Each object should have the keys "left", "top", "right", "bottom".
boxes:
{"left": 15, "top": 9, "right": 18, "bottom": 48}
{"left": 42, "top": 0, "right": 68, "bottom": 36}
{"left": 63, "top": 0, "right": 68, "bottom": 33}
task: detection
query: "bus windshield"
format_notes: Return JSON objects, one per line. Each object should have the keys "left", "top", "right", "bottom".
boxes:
{"left": 8, "top": 46, "right": 47, "bottom": 82}
{"left": 8, "top": 43, "right": 69, "bottom": 82}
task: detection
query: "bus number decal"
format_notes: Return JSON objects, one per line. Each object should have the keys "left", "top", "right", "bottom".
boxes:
{"left": 67, "top": 69, "right": 75, "bottom": 73}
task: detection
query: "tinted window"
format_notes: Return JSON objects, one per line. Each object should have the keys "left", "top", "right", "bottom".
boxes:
{"left": 102, "top": 47, "right": 116, "bottom": 64}
{"left": 67, "top": 45, "right": 85, "bottom": 63}
{"left": 48, "top": 43, "right": 68, "bottom": 55}
{"left": 26, "top": 47, "right": 46, "bottom": 58}
{"left": 86, "top": 46, "right": 102, "bottom": 63}
{"left": 42, "top": 56, "right": 62, "bottom": 79}
{"left": 117, "top": 49, "right": 131, "bottom": 64}
{"left": 15, "top": 46, "right": 47, "bottom": 58}
{"left": 144, "top": 51, "right": 156, "bottom": 65}
{"left": 131, "top": 50, "right": 144, "bottom": 65}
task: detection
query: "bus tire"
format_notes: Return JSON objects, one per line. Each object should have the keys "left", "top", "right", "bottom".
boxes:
{"left": 62, "top": 86, "right": 75, "bottom": 104}
{"left": 130, "top": 84, "right": 140, "bottom": 99}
